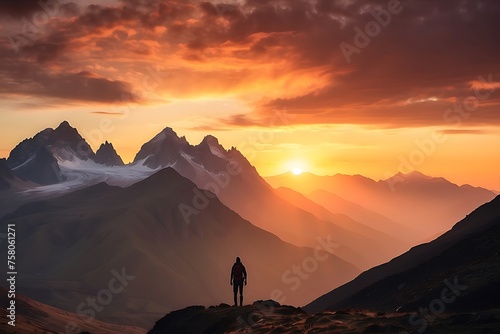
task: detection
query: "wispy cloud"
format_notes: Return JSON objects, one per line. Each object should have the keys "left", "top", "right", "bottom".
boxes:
{"left": 91, "top": 111, "right": 126, "bottom": 116}
{"left": 439, "top": 129, "right": 500, "bottom": 135}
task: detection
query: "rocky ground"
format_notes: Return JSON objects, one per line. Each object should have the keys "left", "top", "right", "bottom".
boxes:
{"left": 148, "top": 300, "right": 500, "bottom": 334}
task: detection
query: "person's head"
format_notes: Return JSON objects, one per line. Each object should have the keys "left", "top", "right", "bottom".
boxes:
{"left": 236, "top": 257, "right": 241, "bottom": 263}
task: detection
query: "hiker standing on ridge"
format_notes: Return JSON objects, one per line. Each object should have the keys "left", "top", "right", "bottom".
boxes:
{"left": 230, "top": 257, "right": 247, "bottom": 306}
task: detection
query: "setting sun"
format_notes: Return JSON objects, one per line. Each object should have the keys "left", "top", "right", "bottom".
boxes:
{"left": 292, "top": 167, "right": 303, "bottom": 175}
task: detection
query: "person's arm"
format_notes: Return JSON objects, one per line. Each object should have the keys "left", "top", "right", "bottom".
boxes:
{"left": 230, "top": 265, "right": 233, "bottom": 285}
{"left": 243, "top": 265, "right": 247, "bottom": 285}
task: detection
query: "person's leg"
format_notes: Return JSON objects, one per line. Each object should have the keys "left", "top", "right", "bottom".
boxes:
{"left": 233, "top": 283, "right": 238, "bottom": 306}
{"left": 239, "top": 283, "right": 243, "bottom": 306}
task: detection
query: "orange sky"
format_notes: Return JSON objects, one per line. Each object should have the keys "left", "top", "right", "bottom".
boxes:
{"left": 0, "top": 0, "right": 499, "bottom": 190}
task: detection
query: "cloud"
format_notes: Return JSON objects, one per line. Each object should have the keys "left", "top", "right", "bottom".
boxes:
{"left": 0, "top": 55, "right": 137, "bottom": 103}
{"left": 220, "top": 113, "right": 263, "bottom": 127}
{"left": 439, "top": 129, "right": 499, "bottom": 135}
{"left": 245, "top": 0, "right": 500, "bottom": 127}
{"left": 91, "top": 111, "right": 126, "bottom": 116}
{"left": 0, "top": 1, "right": 51, "bottom": 18}
{"left": 0, "top": 1, "right": 80, "bottom": 20}
{"left": 0, "top": 0, "right": 499, "bottom": 126}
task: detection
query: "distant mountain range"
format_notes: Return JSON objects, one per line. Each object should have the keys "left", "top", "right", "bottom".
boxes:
{"left": 267, "top": 172, "right": 496, "bottom": 243}
{"left": 274, "top": 186, "right": 408, "bottom": 267}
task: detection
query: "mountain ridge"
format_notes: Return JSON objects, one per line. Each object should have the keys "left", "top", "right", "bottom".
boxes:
{"left": 304, "top": 195, "right": 500, "bottom": 314}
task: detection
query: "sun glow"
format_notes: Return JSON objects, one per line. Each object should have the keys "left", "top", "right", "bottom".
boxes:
{"left": 286, "top": 159, "right": 308, "bottom": 176}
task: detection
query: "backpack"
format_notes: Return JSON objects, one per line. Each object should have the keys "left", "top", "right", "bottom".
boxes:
{"left": 233, "top": 263, "right": 243, "bottom": 280}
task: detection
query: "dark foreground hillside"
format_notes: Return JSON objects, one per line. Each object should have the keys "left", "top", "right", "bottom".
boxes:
{"left": 148, "top": 300, "right": 500, "bottom": 334}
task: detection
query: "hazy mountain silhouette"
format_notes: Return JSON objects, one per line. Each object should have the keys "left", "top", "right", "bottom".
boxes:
{"left": 307, "top": 188, "right": 413, "bottom": 240}
{"left": 274, "top": 186, "right": 409, "bottom": 268}
{"left": 267, "top": 171, "right": 496, "bottom": 242}
{"left": 0, "top": 168, "right": 359, "bottom": 329}
{"left": 95, "top": 141, "right": 125, "bottom": 166}
{"left": 305, "top": 195, "right": 500, "bottom": 314}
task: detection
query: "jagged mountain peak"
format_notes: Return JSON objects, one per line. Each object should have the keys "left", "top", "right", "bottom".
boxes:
{"left": 50, "top": 120, "right": 83, "bottom": 143}
{"left": 133, "top": 127, "right": 190, "bottom": 165}
{"left": 160, "top": 126, "right": 182, "bottom": 139}
{"left": 200, "top": 134, "right": 219, "bottom": 145}
{"left": 382, "top": 170, "right": 454, "bottom": 189}
{"left": 392, "top": 170, "right": 433, "bottom": 180}
{"left": 99, "top": 141, "right": 112, "bottom": 148}
{"left": 56, "top": 120, "right": 72, "bottom": 129}
{"left": 160, "top": 126, "right": 176, "bottom": 135}
{"left": 95, "top": 141, "right": 124, "bottom": 166}
{"left": 198, "top": 134, "right": 227, "bottom": 157}
{"left": 149, "top": 127, "right": 190, "bottom": 146}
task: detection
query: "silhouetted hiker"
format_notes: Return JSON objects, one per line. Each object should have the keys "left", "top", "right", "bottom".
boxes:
{"left": 230, "top": 257, "right": 247, "bottom": 306}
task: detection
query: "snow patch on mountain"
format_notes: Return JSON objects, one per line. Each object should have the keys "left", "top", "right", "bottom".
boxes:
{"left": 180, "top": 151, "right": 210, "bottom": 175}
{"left": 20, "top": 158, "right": 157, "bottom": 196}
{"left": 11, "top": 153, "right": 37, "bottom": 170}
